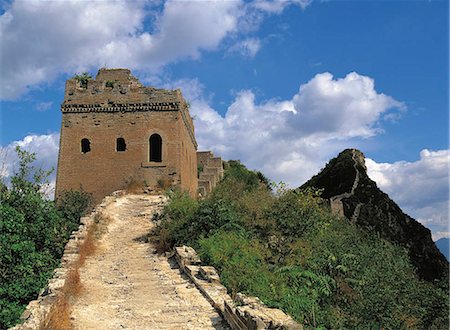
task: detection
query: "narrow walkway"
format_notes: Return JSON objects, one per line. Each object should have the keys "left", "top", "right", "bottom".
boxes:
{"left": 71, "top": 194, "right": 227, "bottom": 330}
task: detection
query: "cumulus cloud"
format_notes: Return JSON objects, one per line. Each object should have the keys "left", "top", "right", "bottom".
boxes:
{"left": 0, "top": 0, "right": 310, "bottom": 99}
{"left": 0, "top": 1, "right": 146, "bottom": 99}
{"left": 292, "top": 72, "right": 405, "bottom": 138}
{"left": 366, "top": 150, "right": 449, "bottom": 239}
{"left": 189, "top": 72, "right": 404, "bottom": 185}
{"left": 0, "top": 133, "right": 60, "bottom": 198}
{"left": 0, "top": 0, "right": 243, "bottom": 99}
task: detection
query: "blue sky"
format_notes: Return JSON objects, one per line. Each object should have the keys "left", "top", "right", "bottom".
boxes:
{"left": 0, "top": 0, "right": 448, "bottom": 240}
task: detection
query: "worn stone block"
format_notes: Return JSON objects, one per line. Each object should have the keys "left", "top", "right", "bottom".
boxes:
{"left": 199, "top": 266, "right": 221, "bottom": 284}
{"left": 174, "top": 246, "right": 202, "bottom": 268}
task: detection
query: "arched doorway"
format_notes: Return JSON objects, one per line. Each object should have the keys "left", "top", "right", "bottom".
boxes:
{"left": 149, "top": 134, "right": 162, "bottom": 162}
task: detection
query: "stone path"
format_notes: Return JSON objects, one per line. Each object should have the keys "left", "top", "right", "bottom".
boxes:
{"left": 70, "top": 194, "right": 228, "bottom": 330}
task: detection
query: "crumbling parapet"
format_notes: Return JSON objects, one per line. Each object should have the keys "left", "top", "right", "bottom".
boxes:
{"left": 174, "top": 246, "right": 302, "bottom": 330}
{"left": 197, "top": 151, "right": 224, "bottom": 198}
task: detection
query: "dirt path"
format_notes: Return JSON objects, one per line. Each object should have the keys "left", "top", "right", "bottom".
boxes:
{"left": 70, "top": 194, "right": 227, "bottom": 330}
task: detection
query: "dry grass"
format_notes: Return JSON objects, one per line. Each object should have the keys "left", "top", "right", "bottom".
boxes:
{"left": 44, "top": 297, "right": 72, "bottom": 330}
{"left": 44, "top": 213, "right": 109, "bottom": 329}
{"left": 77, "top": 227, "right": 97, "bottom": 266}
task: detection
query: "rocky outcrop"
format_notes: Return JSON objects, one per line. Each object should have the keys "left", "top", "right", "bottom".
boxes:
{"left": 301, "top": 149, "right": 448, "bottom": 282}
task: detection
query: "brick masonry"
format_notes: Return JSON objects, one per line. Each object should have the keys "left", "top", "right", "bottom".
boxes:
{"left": 197, "top": 151, "right": 224, "bottom": 198}
{"left": 55, "top": 68, "right": 198, "bottom": 203}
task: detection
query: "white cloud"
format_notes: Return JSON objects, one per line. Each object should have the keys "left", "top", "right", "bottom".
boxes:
{"left": 433, "top": 232, "right": 449, "bottom": 241}
{"left": 1, "top": 0, "right": 309, "bottom": 100}
{"left": 0, "top": 133, "right": 60, "bottom": 198}
{"left": 366, "top": 149, "right": 449, "bottom": 240}
{"left": 228, "top": 38, "right": 262, "bottom": 57}
{"left": 190, "top": 72, "right": 404, "bottom": 186}
{"left": 0, "top": 1, "right": 147, "bottom": 99}
{"left": 251, "top": 0, "right": 311, "bottom": 14}
{"left": 292, "top": 72, "right": 405, "bottom": 138}
{"left": 0, "top": 0, "right": 244, "bottom": 99}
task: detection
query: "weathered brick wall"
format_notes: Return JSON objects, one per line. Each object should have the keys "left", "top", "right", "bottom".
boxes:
{"left": 177, "top": 112, "right": 198, "bottom": 198}
{"left": 55, "top": 69, "right": 198, "bottom": 203}
{"left": 197, "top": 151, "right": 223, "bottom": 198}
{"left": 197, "top": 151, "right": 213, "bottom": 169}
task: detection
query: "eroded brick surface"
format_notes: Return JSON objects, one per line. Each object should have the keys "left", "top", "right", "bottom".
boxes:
{"left": 55, "top": 69, "right": 198, "bottom": 203}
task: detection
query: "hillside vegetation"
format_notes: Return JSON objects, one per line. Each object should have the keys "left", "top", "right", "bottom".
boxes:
{"left": 0, "top": 147, "right": 91, "bottom": 329}
{"left": 154, "top": 160, "right": 449, "bottom": 329}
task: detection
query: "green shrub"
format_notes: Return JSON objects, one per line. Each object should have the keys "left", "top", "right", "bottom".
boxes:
{"left": 212, "top": 160, "right": 266, "bottom": 203}
{"left": 155, "top": 190, "right": 243, "bottom": 250}
{"left": 73, "top": 72, "right": 92, "bottom": 88}
{"left": 265, "top": 188, "right": 328, "bottom": 240}
{"left": 0, "top": 147, "right": 91, "bottom": 328}
{"left": 153, "top": 190, "right": 199, "bottom": 250}
{"left": 57, "top": 189, "right": 92, "bottom": 229}
{"left": 199, "top": 231, "right": 274, "bottom": 298}
{"left": 155, "top": 159, "right": 449, "bottom": 329}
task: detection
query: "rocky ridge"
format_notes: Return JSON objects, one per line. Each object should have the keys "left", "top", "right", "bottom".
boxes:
{"left": 301, "top": 148, "right": 448, "bottom": 282}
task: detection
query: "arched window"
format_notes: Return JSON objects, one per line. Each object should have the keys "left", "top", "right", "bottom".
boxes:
{"left": 149, "top": 134, "right": 162, "bottom": 162}
{"left": 116, "top": 137, "right": 126, "bottom": 152}
{"left": 81, "top": 138, "right": 91, "bottom": 153}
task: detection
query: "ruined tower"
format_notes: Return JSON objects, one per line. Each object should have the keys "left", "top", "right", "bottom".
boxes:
{"left": 55, "top": 68, "right": 198, "bottom": 202}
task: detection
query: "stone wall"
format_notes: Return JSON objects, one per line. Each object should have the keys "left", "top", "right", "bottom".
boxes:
{"left": 56, "top": 69, "right": 198, "bottom": 204}
{"left": 174, "top": 246, "right": 302, "bottom": 330}
{"left": 9, "top": 194, "right": 118, "bottom": 330}
{"left": 197, "top": 151, "right": 224, "bottom": 197}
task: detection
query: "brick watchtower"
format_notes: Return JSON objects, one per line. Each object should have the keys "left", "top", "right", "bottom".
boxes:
{"left": 55, "top": 68, "right": 198, "bottom": 203}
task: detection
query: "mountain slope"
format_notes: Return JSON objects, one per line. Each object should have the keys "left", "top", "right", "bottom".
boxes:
{"left": 301, "top": 149, "right": 448, "bottom": 282}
